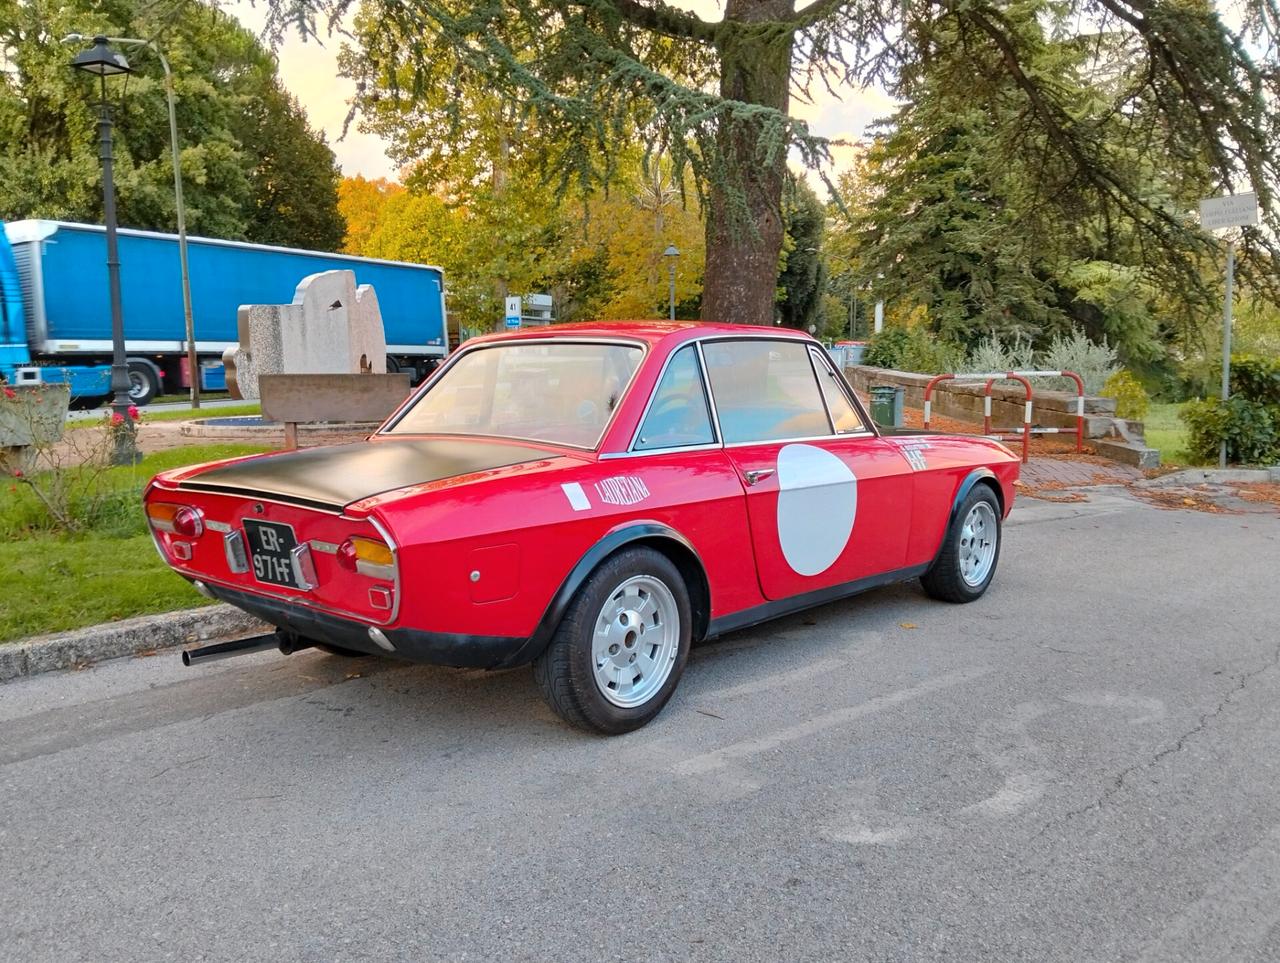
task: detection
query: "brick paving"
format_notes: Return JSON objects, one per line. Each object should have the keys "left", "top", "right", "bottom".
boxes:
{"left": 1019, "top": 457, "right": 1143, "bottom": 488}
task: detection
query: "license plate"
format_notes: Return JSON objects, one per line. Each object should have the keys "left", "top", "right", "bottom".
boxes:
{"left": 243, "top": 520, "right": 300, "bottom": 588}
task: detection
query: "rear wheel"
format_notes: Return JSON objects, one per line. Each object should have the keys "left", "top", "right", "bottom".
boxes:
{"left": 921, "top": 485, "right": 1002, "bottom": 603}
{"left": 533, "top": 547, "right": 691, "bottom": 734}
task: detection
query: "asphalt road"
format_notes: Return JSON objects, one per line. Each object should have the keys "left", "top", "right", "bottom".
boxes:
{"left": 2, "top": 487, "right": 1278, "bottom": 962}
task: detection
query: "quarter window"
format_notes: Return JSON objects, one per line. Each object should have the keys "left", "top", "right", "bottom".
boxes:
{"left": 635, "top": 345, "right": 716, "bottom": 450}
{"left": 702, "top": 340, "right": 832, "bottom": 443}
{"left": 810, "top": 348, "right": 865, "bottom": 433}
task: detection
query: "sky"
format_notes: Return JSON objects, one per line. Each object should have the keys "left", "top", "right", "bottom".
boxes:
{"left": 227, "top": 1, "right": 894, "bottom": 182}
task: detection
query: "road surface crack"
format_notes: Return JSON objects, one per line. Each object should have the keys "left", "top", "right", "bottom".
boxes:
{"left": 1044, "top": 640, "right": 1280, "bottom": 833}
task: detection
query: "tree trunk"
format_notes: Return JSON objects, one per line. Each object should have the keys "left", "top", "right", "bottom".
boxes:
{"left": 701, "top": 0, "right": 795, "bottom": 325}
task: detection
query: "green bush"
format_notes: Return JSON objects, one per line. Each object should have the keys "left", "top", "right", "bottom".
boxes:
{"left": 1230, "top": 355, "right": 1280, "bottom": 406}
{"left": 1101, "top": 369, "right": 1150, "bottom": 421}
{"left": 1037, "top": 329, "right": 1119, "bottom": 394}
{"left": 863, "top": 326, "right": 964, "bottom": 374}
{"left": 1181, "top": 397, "right": 1280, "bottom": 465}
{"left": 965, "top": 336, "right": 1035, "bottom": 375}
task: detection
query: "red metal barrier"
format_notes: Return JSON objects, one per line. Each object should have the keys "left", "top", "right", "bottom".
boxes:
{"left": 923, "top": 370, "right": 1085, "bottom": 463}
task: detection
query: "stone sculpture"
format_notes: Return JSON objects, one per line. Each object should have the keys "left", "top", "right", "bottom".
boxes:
{"left": 223, "top": 270, "right": 387, "bottom": 400}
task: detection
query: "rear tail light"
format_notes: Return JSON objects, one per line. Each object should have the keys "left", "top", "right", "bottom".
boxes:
{"left": 336, "top": 536, "right": 395, "bottom": 579}
{"left": 147, "top": 502, "right": 204, "bottom": 537}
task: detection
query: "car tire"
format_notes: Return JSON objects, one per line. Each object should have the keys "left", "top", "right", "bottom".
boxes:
{"left": 533, "top": 547, "right": 691, "bottom": 735}
{"left": 921, "top": 484, "right": 1003, "bottom": 603}
{"left": 126, "top": 361, "right": 159, "bottom": 406}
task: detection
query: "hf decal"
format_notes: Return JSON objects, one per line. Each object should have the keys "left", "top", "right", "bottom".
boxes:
{"left": 901, "top": 443, "right": 930, "bottom": 472}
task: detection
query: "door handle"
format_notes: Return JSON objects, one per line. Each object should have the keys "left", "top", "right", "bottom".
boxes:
{"left": 744, "top": 468, "right": 775, "bottom": 486}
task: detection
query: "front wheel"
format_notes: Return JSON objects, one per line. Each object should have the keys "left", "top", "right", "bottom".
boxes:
{"left": 533, "top": 547, "right": 691, "bottom": 734}
{"left": 921, "top": 485, "right": 1002, "bottom": 603}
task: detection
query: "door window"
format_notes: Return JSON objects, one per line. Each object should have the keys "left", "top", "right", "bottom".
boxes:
{"left": 809, "top": 348, "right": 866, "bottom": 434}
{"left": 703, "top": 339, "right": 831, "bottom": 443}
{"left": 634, "top": 345, "right": 717, "bottom": 450}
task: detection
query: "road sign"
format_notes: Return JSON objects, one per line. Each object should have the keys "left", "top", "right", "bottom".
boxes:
{"left": 504, "top": 295, "right": 521, "bottom": 330}
{"left": 1197, "top": 194, "right": 1257, "bottom": 466}
{"left": 1199, "top": 193, "right": 1259, "bottom": 231}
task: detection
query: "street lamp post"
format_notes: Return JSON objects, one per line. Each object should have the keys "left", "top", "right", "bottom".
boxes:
{"left": 66, "top": 33, "right": 198, "bottom": 408}
{"left": 663, "top": 245, "right": 680, "bottom": 321}
{"left": 72, "top": 36, "right": 139, "bottom": 465}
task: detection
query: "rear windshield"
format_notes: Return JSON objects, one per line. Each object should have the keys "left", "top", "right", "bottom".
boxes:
{"left": 385, "top": 341, "right": 644, "bottom": 448}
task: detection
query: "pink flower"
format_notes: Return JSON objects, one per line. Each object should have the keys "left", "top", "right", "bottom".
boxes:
{"left": 127, "top": 405, "right": 140, "bottom": 420}
{"left": 2, "top": 387, "right": 15, "bottom": 400}
{"left": 11, "top": 469, "right": 22, "bottom": 479}
{"left": 111, "top": 412, "right": 125, "bottom": 426}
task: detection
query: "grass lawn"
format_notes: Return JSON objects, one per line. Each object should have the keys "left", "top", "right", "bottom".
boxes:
{"left": 1143, "top": 402, "right": 1200, "bottom": 466}
{"left": 1, "top": 442, "right": 270, "bottom": 642}
{"left": 0, "top": 534, "right": 218, "bottom": 640}
{"left": 139, "top": 402, "right": 263, "bottom": 423}
{"left": 68, "top": 402, "right": 263, "bottom": 428}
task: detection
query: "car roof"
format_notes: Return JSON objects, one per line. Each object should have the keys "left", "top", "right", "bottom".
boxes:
{"left": 465, "top": 320, "right": 817, "bottom": 349}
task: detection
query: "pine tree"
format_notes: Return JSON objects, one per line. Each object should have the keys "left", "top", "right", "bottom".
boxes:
{"left": 268, "top": 0, "right": 1278, "bottom": 323}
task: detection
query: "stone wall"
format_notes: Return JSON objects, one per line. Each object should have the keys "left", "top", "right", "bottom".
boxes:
{"left": 843, "top": 364, "right": 1121, "bottom": 438}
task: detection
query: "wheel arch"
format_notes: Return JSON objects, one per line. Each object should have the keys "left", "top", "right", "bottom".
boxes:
{"left": 951, "top": 467, "right": 1002, "bottom": 524}
{"left": 499, "top": 521, "right": 711, "bottom": 668}
{"left": 928, "top": 467, "right": 1001, "bottom": 572}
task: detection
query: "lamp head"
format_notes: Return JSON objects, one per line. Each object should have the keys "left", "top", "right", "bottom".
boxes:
{"left": 663, "top": 245, "right": 680, "bottom": 258}
{"left": 70, "top": 36, "right": 131, "bottom": 76}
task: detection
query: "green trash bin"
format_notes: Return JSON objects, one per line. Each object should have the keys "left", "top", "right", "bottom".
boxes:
{"left": 869, "top": 384, "right": 905, "bottom": 428}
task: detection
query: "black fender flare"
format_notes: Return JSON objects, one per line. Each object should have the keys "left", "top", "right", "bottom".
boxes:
{"left": 928, "top": 467, "right": 1001, "bottom": 572}
{"left": 497, "top": 521, "right": 709, "bottom": 668}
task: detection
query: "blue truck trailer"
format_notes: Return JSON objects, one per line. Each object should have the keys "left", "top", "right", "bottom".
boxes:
{"left": 0, "top": 220, "right": 448, "bottom": 405}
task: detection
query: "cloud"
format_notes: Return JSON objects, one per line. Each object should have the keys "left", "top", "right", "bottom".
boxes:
{"left": 226, "top": 1, "right": 398, "bottom": 180}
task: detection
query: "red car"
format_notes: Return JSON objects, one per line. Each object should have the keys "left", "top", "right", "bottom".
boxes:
{"left": 145, "top": 323, "right": 1019, "bottom": 733}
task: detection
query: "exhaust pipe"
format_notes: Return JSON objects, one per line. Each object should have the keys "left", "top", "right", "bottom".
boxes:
{"left": 181, "top": 631, "right": 313, "bottom": 666}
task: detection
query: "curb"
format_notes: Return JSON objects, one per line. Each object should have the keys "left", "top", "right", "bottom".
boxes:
{"left": 0, "top": 604, "right": 269, "bottom": 683}
{"left": 1136, "top": 466, "right": 1280, "bottom": 488}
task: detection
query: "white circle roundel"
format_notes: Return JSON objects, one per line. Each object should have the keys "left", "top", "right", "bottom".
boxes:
{"left": 776, "top": 444, "right": 858, "bottom": 576}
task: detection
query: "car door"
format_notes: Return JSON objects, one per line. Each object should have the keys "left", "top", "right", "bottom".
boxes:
{"left": 701, "top": 338, "right": 914, "bottom": 601}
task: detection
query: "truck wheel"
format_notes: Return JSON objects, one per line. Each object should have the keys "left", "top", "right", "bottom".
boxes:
{"left": 533, "top": 547, "right": 691, "bottom": 735}
{"left": 921, "top": 485, "right": 1002, "bottom": 603}
{"left": 126, "top": 362, "right": 159, "bottom": 406}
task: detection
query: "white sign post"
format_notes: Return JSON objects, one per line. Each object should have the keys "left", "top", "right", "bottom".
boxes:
{"left": 504, "top": 295, "right": 522, "bottom": 330}
{"left": 1198, "top": 193, "right": 1259, "bottom": 467}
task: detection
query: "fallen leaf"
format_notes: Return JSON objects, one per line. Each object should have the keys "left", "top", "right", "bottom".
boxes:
{"left": 899, "top": 622, "right": 918, "bottom": 630}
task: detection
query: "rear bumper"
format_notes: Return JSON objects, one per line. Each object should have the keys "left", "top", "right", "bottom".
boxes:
{"left": 200, "top": 582, "right": 529, "bottom": 670}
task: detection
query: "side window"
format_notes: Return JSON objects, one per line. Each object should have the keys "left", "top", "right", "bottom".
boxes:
{"left": 810, "top": 348, "right": 865, "bottom": 433}
{"left": 634, "top": 345, "right": 716, "bottom": 450}
{"left": 703, "top": 340, "right": 832, "bottom": 443}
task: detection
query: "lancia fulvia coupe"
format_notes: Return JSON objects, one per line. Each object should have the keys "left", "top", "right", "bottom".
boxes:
{"left": 146, "top": 323, "right": 1019, "bottom": 733}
